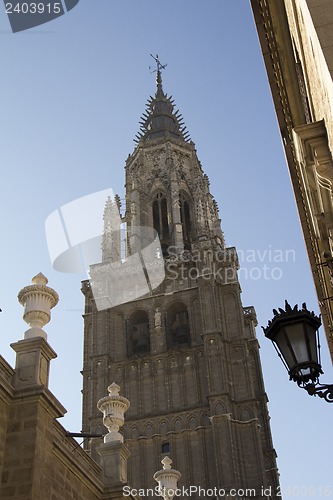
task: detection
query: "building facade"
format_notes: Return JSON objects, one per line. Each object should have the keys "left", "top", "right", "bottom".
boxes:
{"left": 0, "top": 274, "right": 135, "bottom": 500}
{"left": 81, "top": 69, "right": 280, "bottom": 499}
{"left": 250, "top": 0, "right": 333, "bottom": 361}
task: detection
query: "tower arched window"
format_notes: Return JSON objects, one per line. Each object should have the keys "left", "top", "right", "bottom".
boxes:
{"left": 153, "top": 193, "right": 169, "bottom": 240}
{"left": 161, "top": 442, "right": 170, "bottom": 454}
{"left": 153, "top": 192, "right": 170, "bottom": 256}
{"left": 179, "top": 193, "right": 191, "bottom": 249}
{"left": 128, "top": 310, "right": 150, "bottom": 356}
{"left": 166, "top": 302, "right": 190, "bottom": 348}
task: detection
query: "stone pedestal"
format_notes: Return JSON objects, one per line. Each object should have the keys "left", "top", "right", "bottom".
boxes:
{"left": 11, "top": 336, "right": 57, "bottom": 389}
{"left": 97, "top": 383, "right": 131, "bottom": 488}
{"left": 12, "top": 274, "right": 59, "bottom": 389}
{"left": 97, "top": 441, "right": 130, "bottom": 486}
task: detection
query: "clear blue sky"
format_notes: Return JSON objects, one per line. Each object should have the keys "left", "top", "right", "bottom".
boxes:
{"left": 0, "top": 1, "right": 332, "bottom": 498}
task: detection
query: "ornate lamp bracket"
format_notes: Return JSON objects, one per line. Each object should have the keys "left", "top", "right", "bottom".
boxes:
{"left": 304, "top": 382, "right": 333, "bottom": 403}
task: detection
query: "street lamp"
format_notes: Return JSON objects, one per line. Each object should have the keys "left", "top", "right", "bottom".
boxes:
{"left": 263, "top": 300, "right": 333, "bottom": 402}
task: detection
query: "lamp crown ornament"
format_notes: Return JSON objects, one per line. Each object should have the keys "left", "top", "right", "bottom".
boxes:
{"left": 264, "top": 300, "right": 320, "bottom": 330}
{"left": 17, "top": 273, "right": 59, "bottom": 340}
{"left": 263, "top": 300, "right": 333, "bottom": 403}
{"left": 97, "top": 382, "right": 130, "bottom": 443}
{"left": 154, "top": 457, "right": 181, "bottom": 500}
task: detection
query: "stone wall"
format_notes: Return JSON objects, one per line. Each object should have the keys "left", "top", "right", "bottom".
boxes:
{"left": 0, "top": 274, "right": 137, "bottom": 500}
{"left": 307, "top": 0, "right": 333, "bottom": 80}
{"left": 0, "top": 356, "right": 13, "bottom": 488}
{"left": 285, "top": 0, "right": 333, "bottom": 151}
{"left": 250, "top": 0, "right": 333, "bottom": 360}
{"left": 0, "top": 365, "right": 104, "bottom": 500}
{"left": 0, "top": 345, "right": 133, "bottom": 500}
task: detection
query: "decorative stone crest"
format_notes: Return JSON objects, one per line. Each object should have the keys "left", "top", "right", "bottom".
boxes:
{"left": 17, "top": 273, "right": 59, "bottom": 340}
{"left": 97, "top": 382, "right": 130, "bottom": 443}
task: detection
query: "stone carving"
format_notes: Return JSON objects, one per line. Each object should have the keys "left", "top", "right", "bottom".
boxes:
{"left": 155, "top": 307, "right": 162, "bottom": 335}
{"left": 18, "top": 273, "right": 59, "bottom": 340}
{"left": 154, "top": 457, "right": 181, "bottom": 500}
{"left": 97, "top": 382, "right": 130, "bottom": 443}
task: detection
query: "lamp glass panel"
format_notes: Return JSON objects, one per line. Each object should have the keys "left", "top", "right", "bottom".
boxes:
{"left": 274, "top": 329, "right": 295, "bottom": 370}
{"left": 284, "top": 323, "right": 309, "bottom": 364}
{"left": 307, "top": 324, "right": 319, "bottom": 364}
{"left": 300, "top": 367, "right": 311, "bottom": 378}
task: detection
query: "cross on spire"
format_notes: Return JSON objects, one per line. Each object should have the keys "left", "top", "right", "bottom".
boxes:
{"left": 149, "top": 54, "right": 167, "bottom": 75}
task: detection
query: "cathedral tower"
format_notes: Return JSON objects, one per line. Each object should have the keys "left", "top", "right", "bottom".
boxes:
{"left": 81, "top": 66, "right": 280, "bottom": 499}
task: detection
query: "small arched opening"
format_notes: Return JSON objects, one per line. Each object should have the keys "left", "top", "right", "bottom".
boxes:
{"left": 179, "top": 192, "right": 192, "bottom": 250}
{"left": 166, "top": 302, "right": 190, "bottom": 347}
{"left": 128, "top": 310, "right": 150, "bottom": 356}
{"left": 153, "top": 192, "right": 170, "bottom": 256}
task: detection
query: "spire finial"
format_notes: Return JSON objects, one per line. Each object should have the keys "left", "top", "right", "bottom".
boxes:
{"left": 150, "top": 53, "right": 167, "bottom": 89}
{"left": 150, "top": 53, "right": 167, "bottom": 74}
{"left": 134, "top": 56, "right": 192, "bottom": 144}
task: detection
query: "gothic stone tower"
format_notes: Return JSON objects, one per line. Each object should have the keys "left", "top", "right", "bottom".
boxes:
{"left": 81, "top": 68, "right": 280, "bottom": 499}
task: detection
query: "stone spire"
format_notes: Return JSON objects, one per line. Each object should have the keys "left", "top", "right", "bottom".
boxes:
{"left": 134, "top": 69, "right": 191, "bottom": 144}
{"left": 101, "top": 195, "right": 121, "bottom": 263}
{"left": 156, "top": 68, "right": 164, "bottom": 98}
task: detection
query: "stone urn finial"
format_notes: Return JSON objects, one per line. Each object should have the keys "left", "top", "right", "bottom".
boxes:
{"left": 97, "top": 383, "right": 130, "bottom": 443}
{"left": 17, "top": 273, "right": 59, "bottom": 340}
{"left": 154, "top": 457, "right": 182, "bottom": 500}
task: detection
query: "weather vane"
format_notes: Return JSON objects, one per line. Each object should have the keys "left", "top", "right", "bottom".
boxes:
{"left": 149, "top": 54, "right": 167, "bottom": 75}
